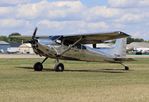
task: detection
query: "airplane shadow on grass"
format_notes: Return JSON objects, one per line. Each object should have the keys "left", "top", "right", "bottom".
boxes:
{"left": 16, "top": 66, "right": 130, "bottom": 73}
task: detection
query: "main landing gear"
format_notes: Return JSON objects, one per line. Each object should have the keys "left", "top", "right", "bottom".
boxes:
{"left": 33, "top": 57, "right": 64, "bottom": 72}
{"left": 34, "top": 62, "right": 43, "bottom": 71}
{"left": 54, "top": 63, "right": 64, "bottom": 72}
{"left": 120, "top": 63, "right": 129, "bottom": 70}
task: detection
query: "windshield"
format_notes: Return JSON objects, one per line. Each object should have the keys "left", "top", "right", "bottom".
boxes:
{"left": 49, "top": 36, "right": 62, "bottom": 40}
{"left": 38, "top": 38, "right": 57, "bottom": 45}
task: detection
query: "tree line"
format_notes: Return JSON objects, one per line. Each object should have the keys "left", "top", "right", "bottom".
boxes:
{"left": 127, "top": 37, "right": 144, "bottom": 44}
{"left": 0, "top": 33, "right": 30, "bottom": 43}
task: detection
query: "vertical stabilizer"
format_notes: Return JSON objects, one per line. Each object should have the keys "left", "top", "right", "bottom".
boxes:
{"left": 112, "top": 38, "right": 127, "bottom": 58}
{"left": 94, "top": 38, "right": 127, "bottom": 59}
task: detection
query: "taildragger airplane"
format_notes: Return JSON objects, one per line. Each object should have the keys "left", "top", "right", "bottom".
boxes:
{"left": 26, "top": 27, "right": 131, "bottom": 72}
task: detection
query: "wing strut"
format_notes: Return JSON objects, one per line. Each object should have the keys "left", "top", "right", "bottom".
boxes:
{"left": 57, "top": 36, "right": 83, "bottom": 57}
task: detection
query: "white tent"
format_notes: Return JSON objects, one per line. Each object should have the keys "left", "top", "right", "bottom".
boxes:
{"left": 18, "top": 43, "right": 34, "bottom": 54}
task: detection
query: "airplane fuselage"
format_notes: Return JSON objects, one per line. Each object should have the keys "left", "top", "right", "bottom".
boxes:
{"left": 32, "top": 40, "right": 115, "bottom": 63}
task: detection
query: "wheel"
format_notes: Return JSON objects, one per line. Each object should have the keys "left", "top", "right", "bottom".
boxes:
{"left": 54, "top": 63, "right": 64, "bottom": 72}
{"left": 125, "top": 66, "right": 129, "bottom": 70}
{"left": 34, "top": 62, "right": 43, "bottom": 71}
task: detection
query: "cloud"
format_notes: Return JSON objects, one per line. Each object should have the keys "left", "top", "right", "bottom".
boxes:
{"left": 108, "top": 0, "right": 149, "bottom": 8}
{"left": 140, "top": 0, "right": 149, "bottom": 6}
{"left": 130, "top": 31, "right": 148, "bottom": 40}
{"left": 0, "top": 0, "right": 148, "bottom": 39}
{"left": 0, "top": 7, "right": 14, "bottom": 17}
{"left": 0, "top": 18, "right": 30, "bottom": 28}
{"left": 16, "top": 0, "right": 85, "bottom": 20}
{"left": 38, "top": 20, "right": 109, "bottom": 35}
{"left": 0, "top": 0, "right": 31, "bottom": 6}
{"left": 115, "top": 13, "right": 144, "bottom": 24}
{"left": 84, "top": 6, "right": 121, "bottom": 22}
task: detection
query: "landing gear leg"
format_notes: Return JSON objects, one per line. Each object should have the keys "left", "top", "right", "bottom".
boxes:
{"left": 120, "top": 63, "right": 129, "bottom": 70}
{"left": 33, "top": 57, "right": 48, "bottom": 71}
{"left": 54, "top": 58, "right": 64, "bottom": 72}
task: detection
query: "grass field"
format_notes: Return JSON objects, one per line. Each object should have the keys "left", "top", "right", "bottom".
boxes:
{"left": 0, "top": 58, "right": 149, "bottom": 102}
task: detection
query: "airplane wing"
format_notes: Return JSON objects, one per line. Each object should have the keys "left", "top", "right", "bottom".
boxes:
{"left": 61, "top": 31, "right": 130, "bottom": 44}
{"left": 11, "top": 31, "right": 129, "bottom": 44}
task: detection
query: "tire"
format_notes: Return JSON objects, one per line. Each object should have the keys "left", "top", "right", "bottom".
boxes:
{"left": 54, "top": 63, "right": 64, "bottom": 72}
{"left": 125, "top": 66, "right": 129, "bottom": 70}
{"left": 34, "top": 62, "right": 43, "bottom": 71}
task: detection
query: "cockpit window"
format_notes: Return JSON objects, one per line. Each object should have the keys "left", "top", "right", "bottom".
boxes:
{"left": 49, "top": 36, "right": 62, "bottom": 40}
{"left": 38, "top": 38, "right": 58, "bottom": 45}
{"left": 75, "top": 44, "right": 86, "bottom": 49}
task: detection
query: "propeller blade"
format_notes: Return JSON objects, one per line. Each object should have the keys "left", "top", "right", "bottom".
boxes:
{"left": 32, "top": 27, "right": 38, "bottom": 39}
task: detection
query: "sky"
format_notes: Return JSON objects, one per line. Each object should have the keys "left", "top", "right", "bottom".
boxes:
{"left": 0, "top": 0, "right": 148, "bottom": 40}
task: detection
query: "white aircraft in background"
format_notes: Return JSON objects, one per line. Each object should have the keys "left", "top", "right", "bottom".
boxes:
{"left": 134, "top": 48, "right": 149, "bottom": 54}
{"left": 25, "top": 27, "right": 131, "bottom": 72}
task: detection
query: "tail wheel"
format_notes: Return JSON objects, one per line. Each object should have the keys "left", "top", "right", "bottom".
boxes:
{"left": 34, "top": 62, "right": 43, "bottom": 71}
{"left": 125, "top": 66, "right": 129, "bottom": 70}
{"left": 54, "top": 63, "right": 64, "bottom": 72}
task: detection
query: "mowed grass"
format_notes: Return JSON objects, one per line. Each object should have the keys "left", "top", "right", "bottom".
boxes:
{"left": 0, "top": 58, "right": 149, "bottom": 102}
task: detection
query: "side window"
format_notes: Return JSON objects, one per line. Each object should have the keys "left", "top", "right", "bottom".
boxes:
{"left": 82, "top": 45, "right": 86, "bottom": 49}
{"left": 75, "top": 44, "right": 86, "bottom": 49}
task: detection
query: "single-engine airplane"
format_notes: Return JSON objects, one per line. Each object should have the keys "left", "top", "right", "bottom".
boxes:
{"left": 26, "top": 27, "right": 131, "bottom": 72}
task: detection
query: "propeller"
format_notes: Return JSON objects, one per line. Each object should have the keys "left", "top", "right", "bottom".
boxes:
{"left": 25, "top": 27, "right": 38, "bottom": 44}
{"left": 32, "top": 27, "right": 38, "bottom": 39}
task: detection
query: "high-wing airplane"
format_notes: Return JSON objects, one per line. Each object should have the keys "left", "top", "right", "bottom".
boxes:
{"left": 27, "top": 27, "right": 131, "bottom": 72}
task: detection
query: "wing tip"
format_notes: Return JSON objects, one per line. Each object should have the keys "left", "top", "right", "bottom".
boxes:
{"left": 116, "top": 31, "right": 130, "bottom": 37}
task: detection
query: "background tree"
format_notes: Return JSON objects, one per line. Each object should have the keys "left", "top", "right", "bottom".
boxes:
{"left": 0, "top": 36, "right": 9, "bottom": 42}
{"left": 127, "top": 37, "right": 144, "bottom": 44}
{"left": 9, "top": 33, "right": 21, "bottom": 37}
{"left": 8, "top": 33, "right": 31, "bottom": 43}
